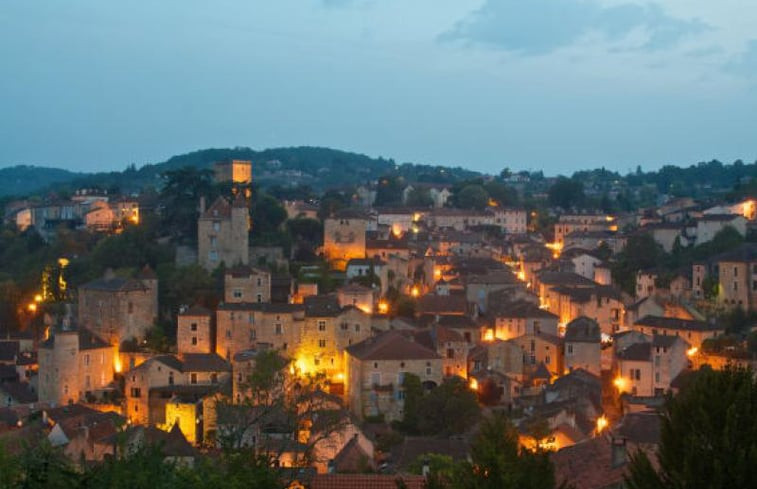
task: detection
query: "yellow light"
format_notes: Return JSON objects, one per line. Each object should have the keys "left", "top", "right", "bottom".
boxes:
{"left": 687, "top": 346, "right": 698, "bottom": 357}
{"left": 58, "top": 258, "right": 69, "bottom": 268}
{"left": 469, "top": 378, "right": 479, "bottom": 391}
{"left": 613, "top": 376, "right": 627, "bottom": 392}
{"left": 33, "top": 294, "right": 43, "bottom": 303}
{"left": 605, "top": 215, "right": 615, "bottom": 222}
{"left": 488, "top": 198, "right": 498, "bottom": 207}
{"left": 410, "top": 286, "right": 420, "bottom": 298}
{"left": 114, "top": 356, "right": 122, "bottom": 374}
{"left": 335, "top": 372, "right": 345, "bottom": 382}
{"left": 378, "top": 301, "right": 389, "bottom": 314}
{"left": 517, "top": 271, "right": 526, "bottom": 281}
{"left": 296, "top": 359, "right": 308, "bottom": 374}
{"left": 391, "top": 224, "right": 403, "bottom": 238}
{"left": 413, "top": 213, "right": 422, "bottom": 222}
{"left": 596, "top": 415, "right": 608, "bottom": 434}
{"left": 483, "top": 329, "right": 494, "bottom": 342}
{"left": 433, "top": 268, "right": 442, "bottom": 280}
{"left": 27, "top": 303, "right": 37, "bottom": 312}
{"left": 289, "top": 364, "right": 295, "bottom": 375}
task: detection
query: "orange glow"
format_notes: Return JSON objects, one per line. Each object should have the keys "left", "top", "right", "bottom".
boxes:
{"left": 517, "top": 270, "right": 526, "bottom": 281}
{"left": 605, "top": 215, "right": 615, "bottom": 222}
{"left": 545, "top": 241, "right": 562, "bottom": 259}
{"left": 33, "top": 294, "right": 43, "bottom": 303}
{"left": 433, "top": 268, "right": 442, "bottom": 280}
{"left": 296, "top": 358, "right": 309, "bottom": 375}
{"left": 483, "top": 329, "right": 494, "bottom": 342}
{"left": 378, "top": 301, "right": 389, "bottom": 314}
{"left": 687, "top": 346, "right": 698, "bottom": 357}
{"left": 391, "top": 224, "right": 403, "bottom": 238}
{"left": 613, "top": 376, "right": 627, "bottom": 392}
{"left": 469, "top": 378, "right": 479, "bottom": 391}
{"left": 335, "top": 372, "right": 345, "bottom": 382}
{"left": 488, "top": 198, "right": 499, "bottom": 207}
{"left": 114, "top": 356, "right": 122, "bottom": 374}
{"left": 27, "top": 303, "right": 37, "bottom": 313}
{"left": 596, "top": 415, "right": 608, "bottom": 434}
{"left": 410, "top": 286, "right": 420, "bottom": 298}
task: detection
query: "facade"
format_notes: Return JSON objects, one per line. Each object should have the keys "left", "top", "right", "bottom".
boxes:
{"left": 224, "top": 266, "right": 271, "bottom": 304}
{"left": 38, "top": 327, "right": 115, "bottom": 405}
{"left": 177, "top": 306, "right": 213, "bottom": 354}
{"left": 554, "top": 214, "right": 616, "bottom": 247}
{"left": 511, "top": 332, "right": 564, "bottom": 377}
{"left": 695, "top": 214, "right": 747, "bottom": 245}
{"left": 78, "top": 268, "right": 158, "bottom": 346}
{"left": 345, "top": 331, "right": 442, "bottom": 422}
{"left": 216, "top": 303, "right": 305, "bottom": 361}
{"left": 615, "top": 335, "right": 688, "bottom": 397}
{"left": 632, "top": 316, "right": 722, "bottom": 349}
{"left": 489, "top": 300, "right": 559, "bottom": 341}
{"left": 197, "top": 195, "right": 250, "bottom": 271}
{"left": 323, "top": 210, "right": 371, "bottom": 271}
{"left": 564, "top": 317, "right": 601, "bottom": 376}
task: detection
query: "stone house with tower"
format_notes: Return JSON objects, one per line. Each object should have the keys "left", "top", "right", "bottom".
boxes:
{"left": 198, "top": 194, "right": 250, "bottom": 271}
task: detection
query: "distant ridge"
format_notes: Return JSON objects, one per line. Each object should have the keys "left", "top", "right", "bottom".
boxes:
{"left": 0, "top": 146, "right": 481, "bottom": 197}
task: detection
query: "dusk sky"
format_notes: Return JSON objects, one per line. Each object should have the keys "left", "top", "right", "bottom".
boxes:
{"left": 2, "top": 1, "right": 757, "bottom": 175}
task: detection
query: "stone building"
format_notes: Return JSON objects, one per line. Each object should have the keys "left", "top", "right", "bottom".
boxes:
{"left": 38, "top": 326, "right": 115, "bottom": 405}
{"left": 345, "top": 331, "right": 442, "bottom": 422}
{"left": 216, "top": 303, "right": 305, "bottom": 362}
{"left": 564, "top": 317, "right": 601, "bottom": 376}
{"left": 224, "top": 265, "right": 271, "bottom": 304}
{"left": 615, "top": 335, "right": 688, "bottom": 397}
{"left": 78, "top": 267, "right": 158, "bottom": 346}
{"left": 323, "top": 209, "right": 371, "bottom": 271}
{"left": 177, "top": 306, "right": 213, "bottom": 354}
{"left": 197, "top": 195, "right": 250, "bottom": 271}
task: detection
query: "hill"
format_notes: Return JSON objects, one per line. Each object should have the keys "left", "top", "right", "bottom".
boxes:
{"left": 0, "top": 146, "right": 483, "bottom": 197}
{"left": 0, "top": 165, "right": 84, "bottom": 197}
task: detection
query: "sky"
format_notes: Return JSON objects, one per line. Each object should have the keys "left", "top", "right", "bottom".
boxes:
{"left": 1, "top": 0, "right": 757, "bottom": 175}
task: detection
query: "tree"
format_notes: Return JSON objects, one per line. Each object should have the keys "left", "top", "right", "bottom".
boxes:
{"left": 160, "top": 166, "right": 214, "bottom": 240}
{"left": 484, "top": 181, "right": 519, "bottom": 207}
{"left": 396, "top": 373, "right": 424, "bottom": 433}
{"left": 416, "top": 377, "right": 480, "bottom": 436}
{"left": 611, "top": 233, "right": 665, "bottom": 295}
{"left": 455, "top": 185, "right": 489, "bottom": 210}
{"left": 626, "top": 366, "right": 757, "bottom": 489}
{"left": 405, "top": 187, "right": 434, "bottom": 208}
{"left": 548, "top": 177, "right": 585, "bottom": 210}
{"left": 449, "top": 413, "right": 555, "bottom": 489}
{"left": 375, "top": 175, "right": 404, "bottom": 206}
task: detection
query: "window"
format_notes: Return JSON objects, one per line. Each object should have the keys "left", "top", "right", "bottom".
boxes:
{"left": 211, "top": 374, "right": 218, "bottom": 384}
{"left": 210, "top": 236, "right": 217, "bottom": 247}
{"left": 85, "top": 375, "right": 91, "bottom": 389}
{"left": 655, "top": 372, "right": 660, "bottom": 383}
{"left": 250, "top": 329, "right": 256, "bottom": 340}
{"left": 567, "top": 344, "right": 573, "bottom": 355}
{"left": 397, "top": 390, "right": 406, "bottom": 400}
{"left": 275, "top": 323, "right": 282, "bottom": 335}
{"left": 209, "top": 250, "right": 218, "bottom": 261}
{"left": 447, "top": 348, "right": 454, "bottom": 359}
{"left": 340, "top": 322, "right": 348, "bottom": 331}
{"left": 654, "top": 355, "right": 660, "bottom": 366}
{"left": 84, "top": 354, "right": 90, "bottom": 366}
{"left": 169, "top": 372, "right": 174, "bottom": 385}
{"left": 128, "top": 302, "right": 133, "bottom": 314}
{"left": 734, "top": 282, "right": 739, "bottom": 292}
{"left": 192, "top": 337, "right": 198, "bottom": 345}
{"left": 371, "top": 373, "right": 381, "bottom": 386}
{"left": 355, "top": 324, "right": 361, "bottom": 332}
{"left": 130, "top": 387, "right": 141, "bottom": 398}
{"left": 233, "top": 289, "right": 242, "bottom": 299}
{"left": 257, "top": 277, "right": 262, "bottom": 286}
{"left": 545, "top": 355, "right": 551, "bottom": 365}
{"left": 426, "top": 367, "right": 432, "bottom": 375}
{"left": 226, "top": 329, "right": 232, "bottom": 339}
{"left": 256, "top": 293, "right": 262, "bottom": 303}
{"left": 191, "top": 373, "right": 198, "bottom": 384}
{"left": 734, "top": 266, "right": 739, "bottom": 277}
{"left": 373, "top": 362, "right": 378, "bottom": 369}
{"left": 318, "top": 339, "right": 326, "bottom": 348}
{"left": 213, "top": 221, "right": 220, "bottom": 232}
{"left": 191, "top": 322, "right": 198, "bottom": 331}
{"left": 318, "top": 321, "right": 326, "bottom": 331}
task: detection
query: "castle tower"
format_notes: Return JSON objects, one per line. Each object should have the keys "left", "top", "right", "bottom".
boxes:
{"left": 198, "top": 195, "right": 250, "bottom": 271}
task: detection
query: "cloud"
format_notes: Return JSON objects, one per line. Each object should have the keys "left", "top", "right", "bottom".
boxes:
{"left": 440, "top": 0, "right": 707, "bottom": 55}
{"left": 726, "top": 40, "right": 757, "bottom": 77}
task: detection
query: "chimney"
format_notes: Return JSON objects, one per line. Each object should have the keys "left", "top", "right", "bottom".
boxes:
{"left": 199, "top": 196, "right": 206, "bottom": 214}
{"left": 611, "top": 436, "right": 627, "bottom": 468}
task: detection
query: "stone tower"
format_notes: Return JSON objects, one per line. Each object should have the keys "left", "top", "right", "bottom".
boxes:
{"left": 197, "top": 194, "right": 250, "bottom": 271}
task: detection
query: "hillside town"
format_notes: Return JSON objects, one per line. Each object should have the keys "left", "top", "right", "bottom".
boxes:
{"left": 1, "top": 157, "right": 757, "bottom": 488}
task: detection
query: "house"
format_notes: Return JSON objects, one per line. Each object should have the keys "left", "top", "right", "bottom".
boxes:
{"left": 715, "top": 243, "right": 757, "bottom": 311}
{"left": 511, "top": 332, "right": 564, "bottom": 377}
{"left": 564, "top": 317, "right": 602, "bottom": 376}
{"left": 635, "top": 270, "right": 657, "bottom": 299}
{"left": 336, "top": 284, "right": 376, "bottom": 314}
{"left": 488, "top": 300, "right": 559, "bottom": 341}
{"left": 78, "top": 267, "right": 158, "bottom": 346}
{"left": 224, "top": 265, "right": 271, "bottom": 304}
{"left": 695, "top": 214, "right": 747, "bottom": 245}
{"left": 345, "top": 331, "right": 442, "bottom": 422}
{"left": 412, "top": 325, "right": 470, "bottom": 378}
{"left": 554, "top": 214, "right": 616, "bottom": 247}
{"left": 323, "top": 209, "right": 372, "bottom": 271}
{"left": 38, "top": 326, "right": 115, "bottom": 406}
{"left": 615, "top": 335, "right": 688, "bottom": 397}
{"left": 197, "top": 195, "right": 250, "bottom": 270}
{"left": 632, "top": 315, "right": 722, "bottom": 349}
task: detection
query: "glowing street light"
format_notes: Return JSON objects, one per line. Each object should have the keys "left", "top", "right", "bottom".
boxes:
{"left": 613, "top": 376, "right": 627, "bottom": 393}
{"left": 27, "top": 303, "right": 37, "bottom": 313}
{"left": 596, "top": 415, "right": 609, "bottom": 434}
{"left": 469, "top": 378, "right": 479, "bottom": 391}
{"left": 378, "top": 301, "right": 389, "bottom": 314}
{"left": 33, "top": 294, "right": 43, "bottom": 303}
{"left": 686, "top": 346, "right": 698, "bottom": 357}
{"left": 410, "top": 286, "right": 420, "bottom": 298}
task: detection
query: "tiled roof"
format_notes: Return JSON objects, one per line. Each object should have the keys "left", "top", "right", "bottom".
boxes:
{"left": 617, "top": 342, "right": 652, "bottom": 362}
{"left": 614, "top": 411, "right": 661, "bottom": 445}
{"left": 201, "top": 196, "right": 232, "bottom": 219}
{"left": 551, "top": 436, "right": 628, "bottom": 489}
{"left": 565, "top": 317, "right": 601, "bottom": 343}
{"left": 635, "top": 315, "right": 720, "bottom": 332}
{"left": 180, "top": 305, "right": 212, "bottom": 316}
{"left": 390, "top": 436, "right": 470, "bottom": 471}
{"left": 217, "top": 302, "right": 305, "bottom": 314}
{"left": 346, "top": 331, "right": 441, "bottom": 361}
{"left": 311, "top": 475, "right": 426, "bottom": 489}
{"left": 80, "top": 276, "right": 148, "bottom": 292}
{"left": 538, "top": 271, "right": 597, "bottom": 287}
{"left": 225, "top": 265, "right": 268, "bottom": 278}
{"left": 417, "top": 294, "right": 467, "bottom": 315}
{"left": 39, "top": 327, "right": 110, "bottom": 351}
{"left": 489, "top": 300, "right": 558, "bottom": 320}
{"left": 412, "top": 326, "right": 463, "bottom": 350}
{"left": 332, "top": 436, "right": 374, "bottom": 473}
{"left": 304, "top": 295, "right": 342, "bottom": 317}
{"left": 180, "top": 353, "right": 230, "bottom": 372}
